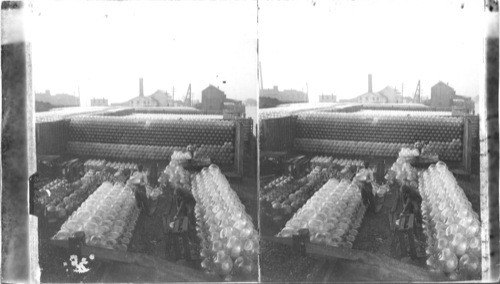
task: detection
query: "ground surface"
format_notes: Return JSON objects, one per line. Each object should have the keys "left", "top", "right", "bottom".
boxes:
{"left": 37, "top": 176, "right": 257, "bottom": 283}
{"left": 259, "top": 171, "right": 481, "bottom": 282}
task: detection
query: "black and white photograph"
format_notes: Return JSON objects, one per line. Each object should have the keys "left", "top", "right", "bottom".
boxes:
{"left": 258, "top": 0, "right": 488, "bottom": 282}
{"left": 0, "top": 0, "right": 498, "bottom": 283}
{"left": 26, "top": 0, "right": 258, "bottom": 282}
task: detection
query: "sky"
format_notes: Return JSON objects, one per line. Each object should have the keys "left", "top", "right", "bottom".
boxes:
{"left": 28, "top": 0, "right": 257, "bottom": 106}
{"left": 259, "top": 0, "right": 484, "bottom": 102}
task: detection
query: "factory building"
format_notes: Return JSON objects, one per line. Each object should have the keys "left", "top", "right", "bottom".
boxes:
{"left": 201, "top": 85, "right": 226, "bottom": 112}
{"left": 115, "top": 78, "right": 173, "bottom": 107}
{"left": 352, "top": 74, "right": 403, "bottom": 103}
{"left": 319, "top": 94, "right": 337, "bottom": 103}
{"left": 200, "top": 85, "right": 244, "bottom": 114}
{"left": 259, "top": 86, "right": 308, "bottom": 103}
{"left": 431, "top": 81, "right": 456, "bottom": 108}
{"left": 90, "top": 98, "right": 109, "bottom": 106}
{"left": 430, "top": 81, "right": 474, "bottom": 113}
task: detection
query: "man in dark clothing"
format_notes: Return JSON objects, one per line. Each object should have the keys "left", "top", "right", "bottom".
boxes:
{"left": 174, "top": 187, "right": 196, "bottom": 225}
{"left": 375, "top": 160, "right": 386, "bottom": 184}
{"left": 133, "top": 165, "right": 149, "bottom": 213}
{"left": 358, "top": 161, "right": 375, "bottom": 212}
{"left": 149, "top": 162, "right": 158, "bottom": 187}
{"left": 121, "top": 168, "right": 131, "bottom": 184}
{"left": 400, "top": 182, "right": 422, "bottom": 223}
{"left": 123, "top": 168, "right": 131, "bottom": 180}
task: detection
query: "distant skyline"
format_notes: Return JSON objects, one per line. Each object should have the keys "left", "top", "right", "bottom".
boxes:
{"left": 259, "top": 0, "right": 483, "bottom": 103}
{"left": 29, "top": 0, "right": 484, "bottom": 107}
{"left": 29, "top": 1, "right": 257, "bottom": 107}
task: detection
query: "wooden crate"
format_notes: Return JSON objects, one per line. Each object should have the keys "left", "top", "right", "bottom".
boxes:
{"left": 283, "top": 155, "right": 309, "bottom": 178}
{"left": 36, "top": 119, "right": 70, "bottom": 155}
{"left": 260, "top": 116, "right": 297, "bottom": 152}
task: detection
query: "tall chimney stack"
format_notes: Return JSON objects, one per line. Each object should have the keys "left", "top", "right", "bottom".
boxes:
{"left": 368, "top": 74, "right": 373, "bottom": 93}
{"left": 139, "top": 78, "right": 144, "bottom": 97}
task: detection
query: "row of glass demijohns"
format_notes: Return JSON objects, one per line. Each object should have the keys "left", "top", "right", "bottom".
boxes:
{"left": 298, "top": 112, "right": 463, "bottom": 126}
{"left": 84, "top": 159, "right": 107, "bottom": 170}
{"left": 419, "top": 162, "right": 481, "bottom": 278}
{"left": 388, "top": 158, "right": 419, "bottom": 184}
{"left": 71, "top": 115, "right": 235, "bottom": 127}
{"left": 398, "top": 147, "right": 420, "bottom": 157}
{"left": 163, "top": 160, "right": 191, "bottom": 187}
{"left": 171, "top": 150, "right": 193, "bottom": 161}
{"left": 79, "top": 170, "right": 106, "bottom": 191}
{"left": 53, "top": 181, "right": 140, "bottom": 251}
{"left": 68, "top": 141, "right": 185, "bottom": 158}
{"left": 310, "top": 156, "right": 364, "bottom": 168}
{"left": 191, "top": 165, "right": 259, "bottom": 278}
{"left": 278, "top": 178, "right": 366, "bottom": 249}
{"left": 106, "top": 161, "right": 138, "bottom": 171}
{"left": 294, "top": 138, "right": 414, "bottom": 156}
{"left": 84, "top": 159, "right": 139, "bottom": 172}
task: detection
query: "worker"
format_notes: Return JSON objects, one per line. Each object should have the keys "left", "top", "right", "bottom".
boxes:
{"left": 358, "top": 161, "right": 375, "bottom": 212}
{"left": 374, "top": 159, "right": 386, "bottom": 184}
{"left": 400, "top": 180, "right": 422, "bottom": 222}
{"left": 122, "top": 168, "right": 131, "bottom": 184}
{"left": 186, "top": 144, "right": 195, "bottom": 159}
{"left": 174, "top": 185, "right": 196, "bottom": 226}
{"left": 131, "top": 165, "right": 149, "bottom": 214}
{"left": 150, "top": 162, "right": 158, "bottom": 187}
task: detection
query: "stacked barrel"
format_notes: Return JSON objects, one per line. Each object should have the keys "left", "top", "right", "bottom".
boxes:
{"left": 66, "top": 116, "right": 236, "bottom": 165}
{"left": 294, "top": 112, "right": 464, "bottom": 161}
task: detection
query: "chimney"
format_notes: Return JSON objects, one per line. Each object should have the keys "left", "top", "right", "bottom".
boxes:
{"left": 368, "top": 74, "right": 373, "bottom": 93}
{"left": 139, "top": 78, "right": 144, "bottom": 97}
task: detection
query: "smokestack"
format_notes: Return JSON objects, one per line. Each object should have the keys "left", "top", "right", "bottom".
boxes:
{"left": 139, "top": 78, "right": 144, "bottom": 97}
{"left": 368, "top": 74, "right": 373, "bottom": 93}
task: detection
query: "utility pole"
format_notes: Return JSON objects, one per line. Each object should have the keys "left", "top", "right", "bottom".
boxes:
{"left": 401, "top": 83, "right": 404, "bottom": 102}
{"left": 414, "top": 80, "right": 421, "bottom": 103}
{"left": 172, "top": 86, "right": 175, "bottom": 106}
{"left": 78, "top": 85, "right": 81, "bottom": 106}
{"left": 258, "top": 61, "right": 263, "bottom": 91}
{"left": 306, "top": 82, "right": 309, "bottom": 103}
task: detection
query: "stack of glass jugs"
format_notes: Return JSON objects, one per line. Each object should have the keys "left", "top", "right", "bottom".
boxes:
{"left": 419, "top": 161, "right": 481, "bottom": 280}
{"left": 277, "top": 178, "right": 365, "bottom": 249}
{"left": 192, "top": 164, "right": 259, "bottom": 280}
{"left": 53, "top": 182, "right": 140, "bottom": 251}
